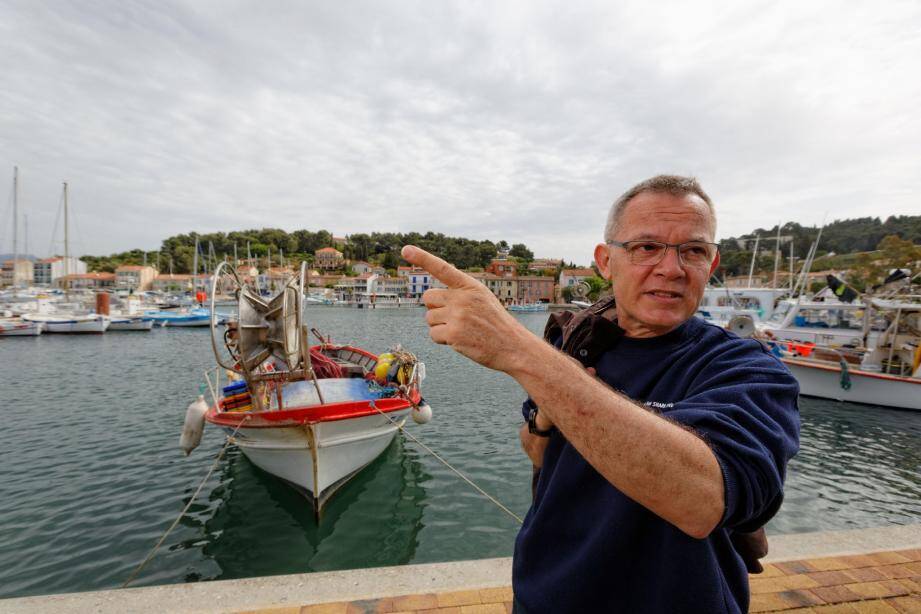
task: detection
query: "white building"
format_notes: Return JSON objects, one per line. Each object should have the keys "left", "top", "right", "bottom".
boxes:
{"left": 33, "top": 256, "right": 86, "bottom": 285}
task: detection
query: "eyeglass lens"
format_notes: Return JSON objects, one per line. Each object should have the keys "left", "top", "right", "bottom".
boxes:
{"left": 624, "top": 241, "right": 716, "bottom": 266}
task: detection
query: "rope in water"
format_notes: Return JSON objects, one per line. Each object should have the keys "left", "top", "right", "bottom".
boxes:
{"left": 371, "top": 400, "right": 524, "bottom": 525}
{"left": 122, "top": 416, "right": 250, "bottom": 588}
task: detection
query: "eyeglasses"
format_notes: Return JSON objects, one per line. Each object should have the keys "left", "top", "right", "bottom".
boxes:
{"left": 606, "top": 240, "right": 719, "bottom": 268}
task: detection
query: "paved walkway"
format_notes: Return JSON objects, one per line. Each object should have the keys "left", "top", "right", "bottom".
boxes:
{"left": 5, "top": 525, "right": 921, "bottom": 613}
{"left": 238, "top": 549, "right": 921, "bottom": 614}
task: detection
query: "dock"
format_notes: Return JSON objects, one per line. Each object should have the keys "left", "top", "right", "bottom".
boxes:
{"left": 2, "top": 524, "right": 920, "bottom": 613}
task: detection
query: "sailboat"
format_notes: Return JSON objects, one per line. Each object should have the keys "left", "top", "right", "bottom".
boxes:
{"left": 22, "top": 182, "right": 109, "bottom": 333}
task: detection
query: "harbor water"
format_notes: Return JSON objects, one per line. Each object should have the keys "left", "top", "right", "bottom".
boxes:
{"left": 1, "top": 309, "right": 920, "bottom": 599}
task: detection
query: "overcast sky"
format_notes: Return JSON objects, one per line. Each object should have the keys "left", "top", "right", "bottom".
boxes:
{"left": 1, "top": 1, "right": 919, "bottom": 265}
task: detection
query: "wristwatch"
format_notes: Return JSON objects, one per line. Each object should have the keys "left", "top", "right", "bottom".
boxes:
{"left": 527, "top": 406, "right": 554, "bottom": 437}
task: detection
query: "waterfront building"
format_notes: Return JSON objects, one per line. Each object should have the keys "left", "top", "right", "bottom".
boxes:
{"left": 559, "top": 268, "right": 596, "bottom": 289}
{"left": 528, "top": 258, "right": 562, "bottom": 274}
{"left": 335, "top": 273, "right": 373, "bottom": 301}
{"left": 152, "top": 274, "right": 193, "bottom": 293}
{"left": 309, "top": 272, "right": 346, "bottom": 288}
{"left": 486, "top": 256, "right": 518, "bottom": 277}
{"left": 398, "top": 266, "right": 432, "bottom": 298}
{"left": 265, "top": 266, "right": 294, "bottom": 292}
{"left": 471, "top": 272, "right": 518, "bottom": 304}
{"left": 315, "top": 247, "right": 344, "bottom": 270}
{"left": 0, "top": 259, "right": 35, "bottom": 287}
{"left": 56, "top": 272, "right": 116, "bottom": 290}
{"left": 351, "top": 261, "right": 372, "bottom": 275}
{"left": 372, "top": 275, "right": 408, "bottom": 297}
{"left": 115, "top": 265, "right": 158, "bottom": 291}
{"left": 33, "top": 256, "right": 86, "bottom": 285}
{"left": 516, "top": 276, "right": 555, "bottom": 304}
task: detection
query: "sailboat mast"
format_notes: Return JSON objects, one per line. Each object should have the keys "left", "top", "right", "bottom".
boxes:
{"left": 746, "top": 234, "right": 760, "bottom": 288}
{"left": 12, "top": 167, "right": 18, "bottom": 277}
{"left": 192, "top": 236, "right": 199, "bottom": 290}
{"left": 772, "top": 224, "right": 782, "bottom": 290}
{"left": 63, "top": 182, "right": 70, "bottom": 277}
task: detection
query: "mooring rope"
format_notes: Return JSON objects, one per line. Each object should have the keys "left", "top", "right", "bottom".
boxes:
{"left": 371, "top": 400, "right": 524, "bottom": 525}
{"left": 122, "top": 416, "right": 250, "bottom": 588}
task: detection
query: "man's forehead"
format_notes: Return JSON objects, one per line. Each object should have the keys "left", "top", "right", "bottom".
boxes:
{"left": 619, "top": 192, "right": 716, "bottom": 238}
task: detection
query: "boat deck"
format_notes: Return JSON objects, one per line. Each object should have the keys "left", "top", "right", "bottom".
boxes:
{"left": 236, "top": 549, "right": 921, "bottom": 613}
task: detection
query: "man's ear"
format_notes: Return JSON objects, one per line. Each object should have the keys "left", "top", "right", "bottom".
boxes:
{"left": 709, "top": 250, "right": 721, "bottom": 277}
{"left": 594, "top": 244, "right": 611, "bottom": 280}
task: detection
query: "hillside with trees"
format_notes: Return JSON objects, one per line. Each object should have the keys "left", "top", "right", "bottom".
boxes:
{"left": 716, "top": 215, "right": 921, "bottom": 281}
{"left": 79, "top": 228, "right": 531, "bottom": 274}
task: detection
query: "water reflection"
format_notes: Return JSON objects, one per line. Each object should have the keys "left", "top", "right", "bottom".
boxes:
{"left": 190, "top": 436, "right": 430, "bottom": 580}
{"left": 770, "top": 397, "right": 921, "bottom": 534}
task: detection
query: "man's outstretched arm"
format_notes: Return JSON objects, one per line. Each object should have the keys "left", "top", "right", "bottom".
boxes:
{"left": 403, "top": 245, "right": 724, "bottom": 539}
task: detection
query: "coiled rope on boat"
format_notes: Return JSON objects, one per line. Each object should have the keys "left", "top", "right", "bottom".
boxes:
{"left": 370, "top": 400, "right": 524, "bottom": 525}
{"left": 122, "top": 416, "right": 251, "bottom": 588}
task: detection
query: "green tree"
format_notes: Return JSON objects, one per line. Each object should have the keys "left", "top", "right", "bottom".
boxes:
{"left": 510, "top": 243, "right": 533, "bottom": 261}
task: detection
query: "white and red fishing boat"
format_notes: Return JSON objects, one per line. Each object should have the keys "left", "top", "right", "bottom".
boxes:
{"left": 180, "top": 262, "right": 432, "bottom": 516}
{"left": 0, "top": 318, "right": 43, "bottom": 336}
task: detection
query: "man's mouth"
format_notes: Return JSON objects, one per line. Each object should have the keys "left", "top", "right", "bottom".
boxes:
{"left": 646, "top": 290, "right": 683, "bottom": 299}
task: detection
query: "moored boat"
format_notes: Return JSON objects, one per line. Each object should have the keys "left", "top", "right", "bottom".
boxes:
{"left": 508, "top": 303, "right": 549, "bottom": 313}
{"left": 109, "top": 315, "right": 155, "bottom": 331}
{"left": 22, "top": 313, "right": 109, "bottom": 334}
{"left": 0, "top": 318, "right": 43, "bottom": 336}
{"left": 763, "top": 297, "right": 921, "bottom": 410}
{"left": 181, "top": 262, "right": 432, "bottom": 516}
{"left": 147, "top": 307, "right": 213, "bottom": 327}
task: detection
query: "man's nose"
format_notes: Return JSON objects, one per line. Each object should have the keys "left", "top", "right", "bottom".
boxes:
{"left": 653, "top": 245, "right": 686, "bottom": 277}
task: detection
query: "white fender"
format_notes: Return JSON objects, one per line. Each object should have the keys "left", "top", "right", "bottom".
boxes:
{"left": 179, "top": 395, "right": 209, "bottom": 456}
{"left": 412, "top": 400, "right": 433, "bottom": 425}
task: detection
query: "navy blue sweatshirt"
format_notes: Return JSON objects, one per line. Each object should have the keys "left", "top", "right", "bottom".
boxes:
{"left": 514, "top": 316, "right": 800, "bottom": 613}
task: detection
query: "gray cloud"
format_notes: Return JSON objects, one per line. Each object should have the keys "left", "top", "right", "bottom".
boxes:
{"left": 1, "top": 1, "right": 919, "bottom": 266}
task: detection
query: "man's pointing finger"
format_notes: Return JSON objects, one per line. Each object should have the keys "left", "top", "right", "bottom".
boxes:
{"left": 401, "top": 245, "right": 475, "bottom": 289}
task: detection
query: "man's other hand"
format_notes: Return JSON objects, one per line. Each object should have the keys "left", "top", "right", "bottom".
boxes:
{"left": 402, "top": 244, "right": 533, "bottom": 373}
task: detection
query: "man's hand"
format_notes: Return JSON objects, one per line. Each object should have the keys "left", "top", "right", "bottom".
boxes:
{"left": 402, "top": 245, "right": 534, "bottom": 373}
{"left": 519, "top": 424, "right": 549, "bottom": 468}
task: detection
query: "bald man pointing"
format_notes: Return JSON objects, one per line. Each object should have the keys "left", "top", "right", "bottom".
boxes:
{"left": 403, "top": 175, "right": 800, "bottom": 614}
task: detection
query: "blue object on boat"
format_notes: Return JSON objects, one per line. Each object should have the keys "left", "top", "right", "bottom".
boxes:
{"left": 794, "top": 315, "right": 807, "bottom": 326}
{"left": 223, "top": 380, "right": 248, "bottom": 394}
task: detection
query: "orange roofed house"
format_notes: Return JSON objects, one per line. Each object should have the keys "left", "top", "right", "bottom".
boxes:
{"left": 315, "top": 247, "right": 344, "bottom": 271}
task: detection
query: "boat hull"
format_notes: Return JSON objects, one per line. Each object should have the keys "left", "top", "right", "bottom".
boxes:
{"left": 228, "top": 409, "right": 409, "bottom": 510}
{"left": 23, "top": 316, "right": 109, "bottom": 334}
{"left": 109, "top": 317, "right": 155, "bottom": 331}
{"left": 163, "top": 315, "right": 213, "bottom": 327}
{"left": 783, "top": 357, "right": 921, "bottom": 411}
{"left": 0, "top": 320, "right": 43, "bottom": 336}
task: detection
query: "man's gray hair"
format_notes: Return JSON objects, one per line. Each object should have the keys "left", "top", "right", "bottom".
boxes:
{"left": 604, "top": 175, "right": 716, "bottom": 242}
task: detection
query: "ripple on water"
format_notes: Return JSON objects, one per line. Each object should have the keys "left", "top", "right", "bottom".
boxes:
{"left": 1, "top": 311, "right": 920, "bottom": 598}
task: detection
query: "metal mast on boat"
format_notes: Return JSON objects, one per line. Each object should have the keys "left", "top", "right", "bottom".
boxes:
{"left": 63, "top": 182, "right": 69, "bottom": 278}
{"left": 12, "top": 167, "right": 18, "bottom": 287}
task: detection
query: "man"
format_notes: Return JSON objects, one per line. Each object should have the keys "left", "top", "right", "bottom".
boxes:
{"left": 402, "top": 175, "right": 800, "bottom": 613}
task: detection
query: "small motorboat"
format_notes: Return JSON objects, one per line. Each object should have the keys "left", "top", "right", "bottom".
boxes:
{"left": 180, "top": 262, "right": 432, "bottom": 516}
{"left": 108, "top": 315, "right": 155, "bottom": 331}
{"left": 147, "top": 307, "right": 213, "bottom": 327}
